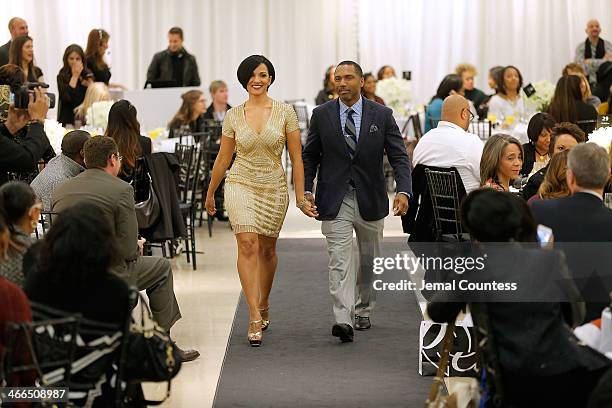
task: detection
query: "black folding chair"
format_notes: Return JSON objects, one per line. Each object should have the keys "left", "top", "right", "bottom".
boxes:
{"left": 424, "top": 168, "right": 470, "bottom": 242}
{"left": 179, "top": 147, "right": 203, "bottom": 269}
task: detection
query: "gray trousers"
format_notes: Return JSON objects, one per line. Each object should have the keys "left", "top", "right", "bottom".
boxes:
{"left": 322, "top": 188, "right": 384, "bottom": 326}
{"left": 113, "top": 256, "right": 182, "bottom": 331}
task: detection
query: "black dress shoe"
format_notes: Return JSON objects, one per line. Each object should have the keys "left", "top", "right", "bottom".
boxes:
{"left": 215, "top": 213, "right": 229, "bottom": 221}
{"left": 332, "top": 324, "right": 354, "bottom": 343}
{"left": 175, "top": 345, "right": 200, "bottom": 362}
{"left": 355, "top": 315, "right": 371, "bottom": 330}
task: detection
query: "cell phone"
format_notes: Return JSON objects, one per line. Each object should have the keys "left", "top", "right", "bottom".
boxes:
{"left": 536, "top": 224, "right": 553, "bottom": 246}
{"left": 523, "top": 83, "right": 536, "bottom": 98}
{"left": 402, "top": 71, "right": 412, "bottom": 81}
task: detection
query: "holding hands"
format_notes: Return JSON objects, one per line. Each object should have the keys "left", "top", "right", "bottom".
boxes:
{"left": 298, "top": 193, "right": 318, "bottom": 218}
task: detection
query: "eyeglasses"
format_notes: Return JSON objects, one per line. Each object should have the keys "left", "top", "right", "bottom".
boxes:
{"left": 464, "top": 108, "right": 475, "bottom": 121}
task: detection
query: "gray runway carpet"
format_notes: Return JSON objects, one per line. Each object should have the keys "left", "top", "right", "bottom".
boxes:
{"left": 213, "top": 238, "right": 430, "bottom": 407}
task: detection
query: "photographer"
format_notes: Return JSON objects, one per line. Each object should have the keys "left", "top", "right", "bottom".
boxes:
{"left": 0, "top": 64, "right": 52, "bottom": 186}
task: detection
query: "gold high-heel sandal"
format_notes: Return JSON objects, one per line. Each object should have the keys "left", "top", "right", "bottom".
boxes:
{"left": 260, "top": 307, "right": 270, "bottom": 331}
{"left": 248, "top": 319, "right": 263, "bottom": 347}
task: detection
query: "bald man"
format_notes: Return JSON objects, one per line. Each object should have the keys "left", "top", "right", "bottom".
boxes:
{"left": 0, "top": 17, "right": 29, "bottom": 66}
{"left": 412, "top": 95, "right": 483, "bottom": 192}
{"left": 575, "top": 19, "right": 612, "bottom": 85}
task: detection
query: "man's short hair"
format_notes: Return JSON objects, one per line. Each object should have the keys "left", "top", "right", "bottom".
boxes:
{"left": 7, "top": 17, "right": 22, "bottom": 32}
{"left": 209, "top": 80, "right": 227, "bottom": 94}
{"left": 168, "top": 27, "right": 183, "bottom": 39}
{"left": 61, "top": 130, "right": 91, "bottom": 158}
{"left": 336, "top": 61, "right": 363, "bottom": 77}
{"left": 455, "top": 63, "right": 477, "bottom": 77}
{"left": 567, "top": 143, "right": 611, "bottom": 189}
{"left": 83, "top": 136, "right": 118, "bottom": 169}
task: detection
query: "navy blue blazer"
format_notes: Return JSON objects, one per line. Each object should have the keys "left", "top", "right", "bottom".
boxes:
{"left": 302, "top": 98, "right": 412, "bottom": 221}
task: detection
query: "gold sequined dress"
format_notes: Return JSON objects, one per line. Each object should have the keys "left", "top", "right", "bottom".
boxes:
{"left": 222, "top": 100, "right": 299, "bottom": 237}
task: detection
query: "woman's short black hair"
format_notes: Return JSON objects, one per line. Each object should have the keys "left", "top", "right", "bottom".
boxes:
{"left": 432, "top": 74, "right": 463, "bottom": 102}
{"left": 237, "top": 55, "right": 275, "bottom": 90}
{"left": 0, "top": 181, "right": 36, "bottom": 226}
{"left": 461, "top": 189, "right": 537, "bottom": 242}
{"left": 527, "top": 112, "right": 556, "bottom": 143}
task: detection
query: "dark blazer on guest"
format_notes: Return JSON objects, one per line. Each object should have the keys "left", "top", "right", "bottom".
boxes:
{"left": 520, "top": 142, "right": 536, "bottom": 176}
{"left": 0, "top": 40, "right": 11, "bottom": 67}
{"left": 575, "top": 99, "right": 598, "bottom": 135}
{"left": 531, "top": 192, "right": 612, "bottom": 321}
{"left": 203, "top": 103, "right": 232, "bottom": 121}
{"left": 302, "top": 97, "right": 412, "bottom": 221}
{"left": 52, "top": 168, "right": 139, "bottom": 266}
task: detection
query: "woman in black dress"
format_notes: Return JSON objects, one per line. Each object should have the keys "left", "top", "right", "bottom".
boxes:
{"left": 56, "top": 44, "right": 93, "bottom": 126}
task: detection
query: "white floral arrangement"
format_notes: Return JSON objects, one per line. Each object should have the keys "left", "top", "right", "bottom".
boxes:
{"left": 522, "top": 80, "right": 555, "bottom": 112}
{"left": 85, "top": 100, "right": 115, "bottom": 130}
{"left": 44, "top": 119, "right": 67, "bottom": 154}
{"left": 588, "top": 126, "right": 612, "bottom": 153}
{"left": 375, "top": 77, "right": 412, "bottom": 117}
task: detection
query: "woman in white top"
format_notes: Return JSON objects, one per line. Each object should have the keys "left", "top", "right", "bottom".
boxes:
{"left": 487, "top": 65, "right": 525, "bottom": 123}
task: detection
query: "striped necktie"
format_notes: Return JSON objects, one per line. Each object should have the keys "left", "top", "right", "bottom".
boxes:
{"left": 345, "top": 108, "right": 358, "bottom": 158}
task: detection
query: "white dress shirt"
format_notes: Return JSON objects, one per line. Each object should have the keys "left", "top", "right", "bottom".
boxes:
{"left": 413, "top": 121, "right": 484, "bottom": 193}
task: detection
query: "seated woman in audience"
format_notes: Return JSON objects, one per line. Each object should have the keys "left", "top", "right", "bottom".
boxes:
{"left": 527, "top": 149, "right": 570, "bottom": 204}
{"left": 424, "top": 73, "right": 463, "bottom": 132}
{"left": 24, "top": 202, "right": 130, "bottom": 324}
{"left": 361, "top": 72, "right": 385, "bottom": 105}
{"left": 8, "top": 35, "right": 43, "bottom": 82}
{"left": 562, "top": 63, "right": 601, "bottom": 107}
{"left": 521, "top": 122, "right": 585, "bottom": 200}
{"left": 377, "top": 65, "right": 396, "bottom": 80}
{"left": 168, "top": 89, "right": 207, "bottom": 138}
{"left": 104, "top": 100, "right": 151, "bottom": 184}
{"left": 521, "top": 112, "right": 555, "bottom": 177}
{"left": 204, "top": 80, "right": 232, "bottom": 122}
{"left": 56, "top": 44, "right": 93, "bottom": 126}
{"left": 487, "top": 65, "right": 503, "bottom": 94}
{"left": 487, "top": 65, "right": 525, "bottom": 123}
{"left": 427, "top": 189, "right": 611, "bottom": 408}
{"left": 0, "top": 182, "right": 41, "bottom": 287}
{"left": 73, "top": 82, "right": 111, "bottom": 125}
{"left": 480, "top": 134, "right": 523, "bottom": 191}
{"left": 547, "top": 75, "right": 598, "bottom": 135}
{"left": 455, "top": 63, "right": 486, "bottom": 117}
{"left": 315, "top": 65, "right": 337, "bottom": 105}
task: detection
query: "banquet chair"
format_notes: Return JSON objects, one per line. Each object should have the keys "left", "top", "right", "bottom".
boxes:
{"left": 176, "top": 144, "right": 201, "bottom": 269}
{"left": 469, "top": 120, "right": 492, "bottom": 142}
{"left": 424, "top": 168, "right": 470, "bottom": 242}
{"left": 197, "top": 132, "right": 219, "bottom": 238}
{"left": 2, "top": 292, "right": 137, "bottom": 407}
{"left": 35, "top": 211, "right": 58, "bottom": 239}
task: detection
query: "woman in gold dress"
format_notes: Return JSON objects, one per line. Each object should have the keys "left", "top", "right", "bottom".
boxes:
{"left": 205, "top": 55, "right": 317, "bottom": 346}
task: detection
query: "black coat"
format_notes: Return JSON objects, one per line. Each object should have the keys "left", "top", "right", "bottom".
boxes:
{"left": 303, "top": 98, "right": 412, "bottom": 221}
{"left": 0, "top": 122, "right": 52, "bottom": 185}
{"left": 531, "top": 192, "right": 612, "bottom": 321}
{"left": 146, "top": 48, "right": 200, "bottom": 87}
{"left": 520, "top": 142, "right": 536, "bottom": 177}
{"left": 140, "top": 152, "right": 186, "bottom": 241}
{"left": 0, "top": 40, "right": 10, "bottom": 67}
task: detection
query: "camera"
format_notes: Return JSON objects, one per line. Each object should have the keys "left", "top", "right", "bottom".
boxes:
{"left": 11, "top": 82, "right": 56, "bottom": 110}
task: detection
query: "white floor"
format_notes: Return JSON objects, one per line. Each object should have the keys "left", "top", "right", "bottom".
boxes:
{"left": 144, "top": 195, "right": 406, "bottom": 407}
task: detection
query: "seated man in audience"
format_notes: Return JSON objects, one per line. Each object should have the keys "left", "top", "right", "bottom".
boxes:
{"left": 0, "top": 17, "right": 28, "bottom": 67}
{"left": 203, "top": 80, "right": 232, "bottom": 122}
{"left": 531, "top": 143, "right": 612, "bottom": 321}
{"left": 146, "top": 26, "right": 200, "bottom": 87}
{"left": 51, "top": 136, "right": 199, "bottom": 361}
{"left": 413, "top": 94, "right": 483, "bottom": 192}
{"left": 575, "top": 19, "right": 612, "bottom": 85}
{"left": 31, "top": 130, "right": 90, "bottom": 211}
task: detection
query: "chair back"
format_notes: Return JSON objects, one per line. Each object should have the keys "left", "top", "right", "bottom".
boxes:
{"left": 469, "top": 120, "right": 492, "bottom": 142}
{"left": 424, "top": 168, "right": 468, "bottom": 242}
{"left": 411, "top": 113, "right": 424, "bottom": 140}
{"left": 175, "top": 144, "right": 196, "bottom": 203}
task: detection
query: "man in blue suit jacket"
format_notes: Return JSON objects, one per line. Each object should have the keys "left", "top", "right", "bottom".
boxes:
{"left": 302, "top": 61, "right": 412, "bottom": 343}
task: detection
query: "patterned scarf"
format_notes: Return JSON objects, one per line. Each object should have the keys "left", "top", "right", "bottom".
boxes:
{"left": 584, "top": 37, "right": 605, "bottom": 59}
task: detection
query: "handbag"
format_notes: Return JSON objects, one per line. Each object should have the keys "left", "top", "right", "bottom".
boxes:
{"left": 123, "top": 292, "right": 182, "bottom": 405}
{"left": 424, "top": 321, "right": 480, "bottom": 408}
{"left": 132, "top": 158, "right": 160, "bottom": 229}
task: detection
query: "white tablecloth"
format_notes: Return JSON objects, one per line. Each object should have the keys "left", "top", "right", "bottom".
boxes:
{"left": 492, "top": 121, "right": 529, "bottom": 144}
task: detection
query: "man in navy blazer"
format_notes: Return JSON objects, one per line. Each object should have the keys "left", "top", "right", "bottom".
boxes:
{"left": 302, "top": 61, "right": 412, "bottom": 343}
{"left": 531, "top": 143, "right": 612, "bottom": 322}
